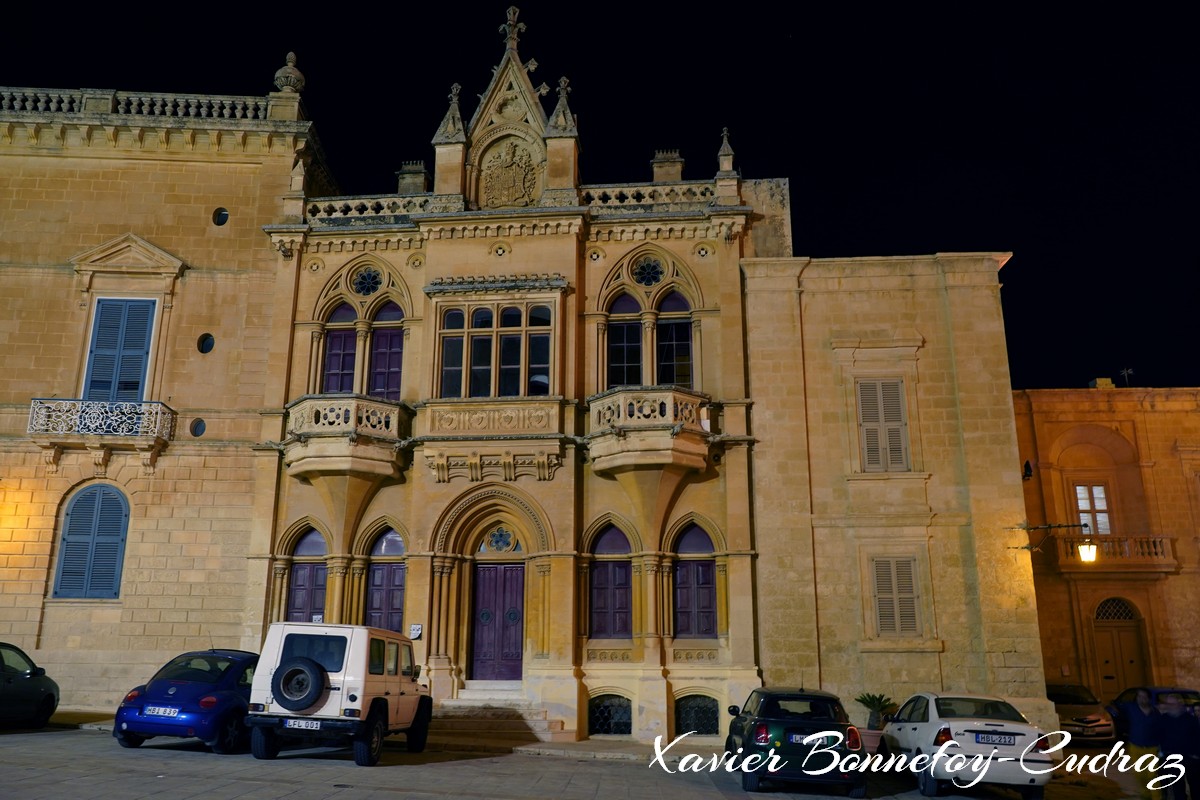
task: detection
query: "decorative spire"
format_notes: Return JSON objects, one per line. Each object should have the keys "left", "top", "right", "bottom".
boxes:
{"left": 500, "top": 6, "right": 525, "bottom": 52}
{"left": 273, "top": 52, "right": 305, "bottom": 93}
{"left": 717, "top": 127, "right": 735, "bottom": 173}
{"left": 432, "top": 83, "right": 467, "bottom": 145}
{"left": 544, "top": 77, "right": 578, "bottom": 138}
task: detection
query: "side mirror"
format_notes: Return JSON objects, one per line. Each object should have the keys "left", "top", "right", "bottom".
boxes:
{"left": 413, "top": 664, "right": 421, "bottom": 680}
{"left": 29, "top": 667, "right": 46, "bottom": 678}
{"left": 727, "top": 705, "right": 740, "bottom": 716}
{"left": 883, "top": 713, "right": 895, "bottom": 723}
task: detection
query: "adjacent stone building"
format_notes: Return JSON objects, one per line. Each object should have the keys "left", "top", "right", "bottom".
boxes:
{"left": 0, "top": 9, "right": 1054, "bottom": 739}
{"left": 1015, "top": 382, "right": 1200, "bottom": 700}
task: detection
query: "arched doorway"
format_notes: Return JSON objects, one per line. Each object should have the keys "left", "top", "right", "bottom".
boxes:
{"left": 1093, "top": 597, "right": 1148, "bottom": 699}
{"left": 287, "top": 529, "right": 328, "bottom": 623}
{"left": 471, "top": 525, "right": 524, "bottom": 680}
{"left": 364, "top": 528, "right": 407, "bottom": 633}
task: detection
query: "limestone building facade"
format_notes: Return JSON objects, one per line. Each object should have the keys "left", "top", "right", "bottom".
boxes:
{"left": 0, "top": 9, "right": 1054, "bottom": 739}
{"left": 1015, "top": 383, "right": 1200, "bottom": 700}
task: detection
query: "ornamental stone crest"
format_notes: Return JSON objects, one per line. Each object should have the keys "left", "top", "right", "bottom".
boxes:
{"left": 482, "top": 140, "right": 537, "bottom": 208}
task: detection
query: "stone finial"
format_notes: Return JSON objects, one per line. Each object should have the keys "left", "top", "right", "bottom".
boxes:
{"left": 432, "top": 83, "right": 467, "bottom": 145}
{"left": 544, "top": 76, "right": 577, "bottom": 138}
{"left": 500, "top": 6, "right": 525, "bottom": 52}
{"left": 717, "top": 127, "right": 735, "bottom": 173}
{"left": 274, "top": 52, "right": 305, "bottom": 93}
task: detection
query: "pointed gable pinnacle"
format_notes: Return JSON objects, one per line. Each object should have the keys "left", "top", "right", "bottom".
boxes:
{"left": 717, "top": 127, "right": 736, "bottom": 173}
{"left": 544, "top": 77, "right": 578, "bottom": 138}
{"left": 500, "top": 6, "right": 525, "bottom": 53}
{"left": 432, "top": 83, "right": 467, "bottom": 145}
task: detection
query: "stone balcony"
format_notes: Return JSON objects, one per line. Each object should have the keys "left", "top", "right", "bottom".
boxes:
{"left": 27, "top": 398, "right": 176, "bottom": 473}
{"left": 282, "top": 395, "right": 413, "bottom": 481}
{"left": 415, "top": 398, "right": 567, "bottom": 484}
{"left": 1052, "top": 534, "right": 1179, "bottom": 574}
{"left": 585, "top": 387, "right": 712, "bottom": 474}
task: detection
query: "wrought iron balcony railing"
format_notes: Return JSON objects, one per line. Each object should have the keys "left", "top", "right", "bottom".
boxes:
{"left": 28, "top": 398, "right": 176, "bottom": 439}
{"left": 1054, "top": 534, "right": 1178, "bottom": 573}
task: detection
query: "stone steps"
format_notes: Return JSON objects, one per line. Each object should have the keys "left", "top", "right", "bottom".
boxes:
{"left": 428, "top": 681, "right": 574, "bottom": 744}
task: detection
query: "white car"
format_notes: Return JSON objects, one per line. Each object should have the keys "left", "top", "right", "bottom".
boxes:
{"left": 880, "top": 692, "right": 1057, "bottom": 799}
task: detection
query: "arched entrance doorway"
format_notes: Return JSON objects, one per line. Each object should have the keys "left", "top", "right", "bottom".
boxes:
{"left": 471, "top": 525, "right": 524, "bottom": 680}
{"left": 1093, "top": 597, "right": 1148, "bottom": 699}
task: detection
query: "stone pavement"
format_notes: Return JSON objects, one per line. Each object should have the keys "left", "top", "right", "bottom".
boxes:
{"left": 11, "top": 710, "right": 1152, "bottom": 800}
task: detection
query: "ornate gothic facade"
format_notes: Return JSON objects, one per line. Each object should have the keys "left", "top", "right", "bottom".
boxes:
{"left": 0, "top": 9, "right": 1056, "bottom": 739}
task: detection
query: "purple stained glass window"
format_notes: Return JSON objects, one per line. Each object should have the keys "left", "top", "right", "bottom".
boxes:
{"left": 322, "top": 329, "right": 357, "bottom": 393}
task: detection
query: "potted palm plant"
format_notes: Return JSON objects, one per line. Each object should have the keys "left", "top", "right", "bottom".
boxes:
{"left": 853, "top": 692, "right": 895, "bottom": 753}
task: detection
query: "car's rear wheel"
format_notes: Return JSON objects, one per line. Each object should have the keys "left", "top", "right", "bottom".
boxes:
{"left": 251, "top": 726, "right": 280, "bottom": 760}
{"left": 271, "top": 657, "right": 326, "bottom": 711}
{"left": 354, "top": 715, "right": 386, "bottom": 766}
{"left": 29, "top": 696, "right": 56, "bottom": 729}
{"left": 210, "top": 714, "right": 245, "bottom": 755}
{"left": 917, "top": 763, "right": 940, "bottom": 796}
{"left": 847, "top": 782, "right": 868, "bottom": 799}
{"left": 406, "top": 697, "right": 432, "bottom": 753}
{"left": 741, "top": 765, "right": 762, "bottom": 792}
{"left": 115, "top": 730, "right": 145, "bottom": 749}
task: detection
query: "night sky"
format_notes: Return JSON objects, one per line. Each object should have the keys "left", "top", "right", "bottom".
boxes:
{"left": 3, "top": 5, "right": 1196, "bottom": 390}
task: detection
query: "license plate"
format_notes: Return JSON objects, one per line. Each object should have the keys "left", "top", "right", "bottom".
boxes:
{"left": 285, "top": 719, "right": 321, "bottom": 730}
{"left": 976, "top": 733, "right": 1015, "bottom": 746}
{"left": 145, "top": 706, "right": 179, "bottom": 717}
{"left": 788, "top": 733, "right": 834, "bottom": 745}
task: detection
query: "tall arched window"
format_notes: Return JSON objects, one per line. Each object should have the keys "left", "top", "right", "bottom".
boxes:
{"left": 606, "top": 293, "right": 642, "bottom": 388}
{"left": 322, "top": 303, "right": 357, "bottom": 393}
{"left": 368, "top": 302, "right": 405, "bottom": 401}
{"left": 590, "top": 526, "right": 632, "bottom": 639}
{"left": 287, "top": 529, "right": 328, "bottom": 623}
{"left": 365, "top": 528, "right": 406, "bottom": 632}
{"left": 54, "top": 485, "right": 130, "bottom": 599}
{"left": 656, "top": 291, "right": 693, "bottom": 388}
{"left": 673, "top": 525, "right": 716, "bottom": 639}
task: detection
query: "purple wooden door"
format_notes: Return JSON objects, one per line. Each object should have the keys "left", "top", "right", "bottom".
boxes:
{"left": 673, "top": 559, "right": 716, "bottom": 638}
{"left": 365, "top": 562, "right": 406, "bottom": 632}
{"left": 287, "top": 563, "right": 327, "bottom": 623}
{"left": 472, "top": 564, "right": 524, "bottom": 680}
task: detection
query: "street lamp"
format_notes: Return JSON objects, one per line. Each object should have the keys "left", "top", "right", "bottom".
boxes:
{"left": 1007, "top": 522, "right": 1095, "bottom": 563}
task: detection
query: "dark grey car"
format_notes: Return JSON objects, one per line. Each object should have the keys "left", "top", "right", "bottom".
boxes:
{"left": 0, "top": 642, "right": 59, "bottom": 728}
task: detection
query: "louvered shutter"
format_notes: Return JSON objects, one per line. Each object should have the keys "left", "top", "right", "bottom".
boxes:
{"left": 83, "top": 299, "right": 155, "bottom": 402}
{"left": 55, "top": 486, "right": 129, "bottom": 598}
{"left": 858, "top": 379, "right": 909, "bottom": 472}
{"left": 873, "top": 557, "right": 919, "bottom": 636}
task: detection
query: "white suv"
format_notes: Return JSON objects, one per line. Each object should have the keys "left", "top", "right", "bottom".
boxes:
{"left": 246, "top": 622, "right": 432, "bottom": 766}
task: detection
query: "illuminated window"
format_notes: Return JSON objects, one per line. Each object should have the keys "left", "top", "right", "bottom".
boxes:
{"left": 1074, "top": 484, "right": 1112, "bottom": 534}
{"left": 437, "top": 302, "right": 552, "bottom": 398}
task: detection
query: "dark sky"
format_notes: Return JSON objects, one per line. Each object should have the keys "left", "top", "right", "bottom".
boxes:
{"left": 3, "top": 5, "right": 1196, "bottom": 389}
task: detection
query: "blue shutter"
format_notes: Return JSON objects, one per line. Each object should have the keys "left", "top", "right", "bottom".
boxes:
{"left": 55, "top": 486, "right": 129, "bottom": 599}
{"left": 84, "top": 300, "right": 155, "bottom": 402}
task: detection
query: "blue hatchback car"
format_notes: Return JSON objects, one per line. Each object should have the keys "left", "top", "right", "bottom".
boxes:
{"left": 114, "top": 649, "right": 258, "bottom": 753}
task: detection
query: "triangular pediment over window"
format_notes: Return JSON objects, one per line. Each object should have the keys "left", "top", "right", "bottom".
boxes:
{"left": 70, "top": 232, "right": 186, "bottom": 279}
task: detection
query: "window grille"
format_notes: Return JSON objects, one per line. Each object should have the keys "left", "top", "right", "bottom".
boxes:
{"left": 674, "top": 695, "right": 719, "bottom": 735}
{"left": 588, "top": 694, "right": 632, "bottom": 735}
{"left": 1095, "top": 597, "right": 1137, "bottom": 621}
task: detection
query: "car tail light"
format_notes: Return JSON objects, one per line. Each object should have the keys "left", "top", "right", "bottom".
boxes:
{"left": 846, "top": 725, "right": 862, "bottom": 751}
{"left": 753, "top": 722, "right": 770, "bottom": 745}
{"left": 122, "top": 689, "right": 141, "bottom": 704}
{"left": 933, "top": 726, "right": 953, "bottom": 746}
{"left": 343, "top": 708, "right": 361, "bottom": 718}
{"left": 249, "top": 703, "right": 265, "bottom": 712}
{"left": 1031, "top": 734, "right": 1052, "bottom": 752}
{"left": 199, "top": 695, "right": 218, "bottom": 710}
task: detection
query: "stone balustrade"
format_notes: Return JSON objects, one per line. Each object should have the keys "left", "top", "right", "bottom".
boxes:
{"left": 286, "top": 395, "right": 409, "bottom": 441}
{"left": 28, "top": 398, "right": 175, "bottom": 439}
{"left": 582, "top": 181, "right": 716, "bottom": 214}
{"left": 1054, "top": 534, "right": 1178, "bottom": 573}
{"left": 588, "top": 387, "right": 707, "bottom": 435}
{"left": 1, "top": 87, "right": 270, "bottom": 119}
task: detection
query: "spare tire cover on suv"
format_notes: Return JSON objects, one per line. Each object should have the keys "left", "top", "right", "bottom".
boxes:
{"left": 272, "top": 657, "right": 326, "bottom": 711}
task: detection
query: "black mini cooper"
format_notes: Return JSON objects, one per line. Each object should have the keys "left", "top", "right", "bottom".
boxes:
{"left": 727, "top": 687, "right": 868, "bottom": 797}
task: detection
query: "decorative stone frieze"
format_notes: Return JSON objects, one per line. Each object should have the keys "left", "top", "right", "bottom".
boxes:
{"left": 588, "top": 649, "right": 633, "bottom": 662}
{"left": 671, "top": 648, "right": 720, "bottom": 663}
{"left": 422, "top": 450, "right": 561, "bottom": 483}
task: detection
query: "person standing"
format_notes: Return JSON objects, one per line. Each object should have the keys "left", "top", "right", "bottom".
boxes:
{"left": 1155, "top": 694, "right": 1200, "bottom": 800}
{"left": 1120, "top": 688, "right": 1163, "bottom": 800}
